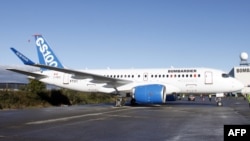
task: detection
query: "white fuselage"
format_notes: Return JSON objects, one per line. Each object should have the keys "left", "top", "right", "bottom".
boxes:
{"left": 33, "top": 67, "right": 243, "bottom": 95}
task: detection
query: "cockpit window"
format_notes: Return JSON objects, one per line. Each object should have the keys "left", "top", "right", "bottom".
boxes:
{"left": 222, "top": 73, "right": 230, "bottom": 78}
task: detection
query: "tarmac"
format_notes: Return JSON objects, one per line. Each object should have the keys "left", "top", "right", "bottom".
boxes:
{"left": 0, "top": 96, "right": 249, "bottom": 141}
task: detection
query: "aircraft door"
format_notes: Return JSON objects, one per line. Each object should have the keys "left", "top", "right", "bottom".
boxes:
{"left": 205, "top": 71, "right": 213, "bottom": 84}
{"left": 63, "top": 73, "right": 70, "bottom": 84}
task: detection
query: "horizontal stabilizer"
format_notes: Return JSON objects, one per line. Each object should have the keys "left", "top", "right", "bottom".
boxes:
{"left": 10, "top": 47, "right": 35, "bottom": 65}
{"left": 6, "top": 69, "right": 47, "bottom": 79}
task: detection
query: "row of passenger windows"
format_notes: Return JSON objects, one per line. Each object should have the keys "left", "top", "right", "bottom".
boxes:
{"left": 104, "top": 74, "right": 201, "bottom": 79}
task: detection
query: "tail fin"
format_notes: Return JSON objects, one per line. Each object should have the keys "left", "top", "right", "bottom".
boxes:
{"left": 34, "top": 35, "right": 64, "bottom": 69}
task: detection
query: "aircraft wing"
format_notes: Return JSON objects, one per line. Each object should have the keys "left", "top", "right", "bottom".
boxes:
{"left": 6, "top": 68, "right": 47, "bottom": 79}
{"left": 10, "top": 47, "right": 132, "bottom": 87}
{"left": 33, "top": 64, "right": 132, "bottom": 87}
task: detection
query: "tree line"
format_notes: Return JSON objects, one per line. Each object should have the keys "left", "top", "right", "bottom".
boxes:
{"left": 0, "top": 79, "right": 116, "bottom": 109}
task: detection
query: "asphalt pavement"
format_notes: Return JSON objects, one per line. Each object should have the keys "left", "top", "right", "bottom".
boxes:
{"left": 0, "top": 96, "right": 249, "bottom": 141}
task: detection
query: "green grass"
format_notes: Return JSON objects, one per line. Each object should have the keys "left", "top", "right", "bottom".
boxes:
{"left": 0, "top": 89, "right": 116, "bottom": 110}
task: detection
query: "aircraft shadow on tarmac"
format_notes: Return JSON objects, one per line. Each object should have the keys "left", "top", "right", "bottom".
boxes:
{"left": 122, "top": 100, "right": 217, "bottom": 107}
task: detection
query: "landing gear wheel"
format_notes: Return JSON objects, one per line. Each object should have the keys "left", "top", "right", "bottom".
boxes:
{"left": 115, "top": 96, "right": 126, "bottom": 107}
{"left": 215, "top": 97, "right": 223, "bottom": 106}
{"left": 115, "top": 97, "right": 123, "bottom": 107}
{"left": 217, "top": 102, "right": 223, "bottom": 106}
{"left": 121, "top": 98, "right": 126, "bottom": 106}
{"left": 130, "top": 99, "right": 136, "bottom": 106}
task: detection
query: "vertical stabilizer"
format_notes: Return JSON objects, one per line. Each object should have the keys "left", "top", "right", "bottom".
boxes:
{"left": 34, "top": 35, "right": 64, "bottom": 70}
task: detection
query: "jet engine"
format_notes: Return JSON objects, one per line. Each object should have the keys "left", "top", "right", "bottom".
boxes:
{"left": 131, "top": 84, "right": 166, "bottom": 104}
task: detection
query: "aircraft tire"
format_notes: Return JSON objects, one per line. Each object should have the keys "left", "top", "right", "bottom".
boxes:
{"left": 121, "top": 98, "right": 126, "bottom": 106}
{"left": 130, "top": 99, "right": 136, "bottom": 106}
{"left": 217, "top": 102, "right": 223, "bottom": 106}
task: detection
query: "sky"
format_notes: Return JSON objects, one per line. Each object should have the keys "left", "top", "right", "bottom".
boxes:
{"left": 0, "top": 0, "right": 250, "bottom": 73}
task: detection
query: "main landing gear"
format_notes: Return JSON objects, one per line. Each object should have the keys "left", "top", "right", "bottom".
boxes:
{"left": 130, "top": 98, "right": 136, "bottom": 106}
{"left": 115, "top": 96, "right": 126, "bottom": 107}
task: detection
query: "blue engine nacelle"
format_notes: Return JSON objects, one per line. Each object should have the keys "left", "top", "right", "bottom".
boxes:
{"left": 132, "top": 84, "right": 166, "bottom": 104}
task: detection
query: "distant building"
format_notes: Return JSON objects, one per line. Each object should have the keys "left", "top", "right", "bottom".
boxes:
{"left": 0, "top": 82, "right": 27, "bottom": 91}
{"left": 0, "top": 82, "right": 60, "bottom": 91}
{"left": 229, "top": 52, "right": 250, "bottom": 94}
{"left": 229, "top": 66, "right": 250, "bottom": 94}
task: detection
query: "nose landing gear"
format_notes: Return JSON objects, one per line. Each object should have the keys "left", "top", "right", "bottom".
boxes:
{"left": 215, "top": 93, "right": 224, "bottom": 106}
{"left": 215, "top": 97, "right": 223, "bottom": 106}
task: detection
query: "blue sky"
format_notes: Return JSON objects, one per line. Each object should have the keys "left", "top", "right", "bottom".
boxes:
{"left": 0, "top": 0, "right": 250, "bottom": 72}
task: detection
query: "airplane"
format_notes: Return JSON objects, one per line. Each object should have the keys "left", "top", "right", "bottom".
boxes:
{"left": 7, "top": 35, "right": 244, "bottom": 106}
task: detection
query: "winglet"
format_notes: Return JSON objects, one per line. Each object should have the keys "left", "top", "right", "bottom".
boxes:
{"left": 10, "top": 47, "right": 35, "bottom": 65}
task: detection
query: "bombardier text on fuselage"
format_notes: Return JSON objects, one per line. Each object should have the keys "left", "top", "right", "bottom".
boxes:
{"left": 7, "top": 35, "right": 244, "bottom": 106}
